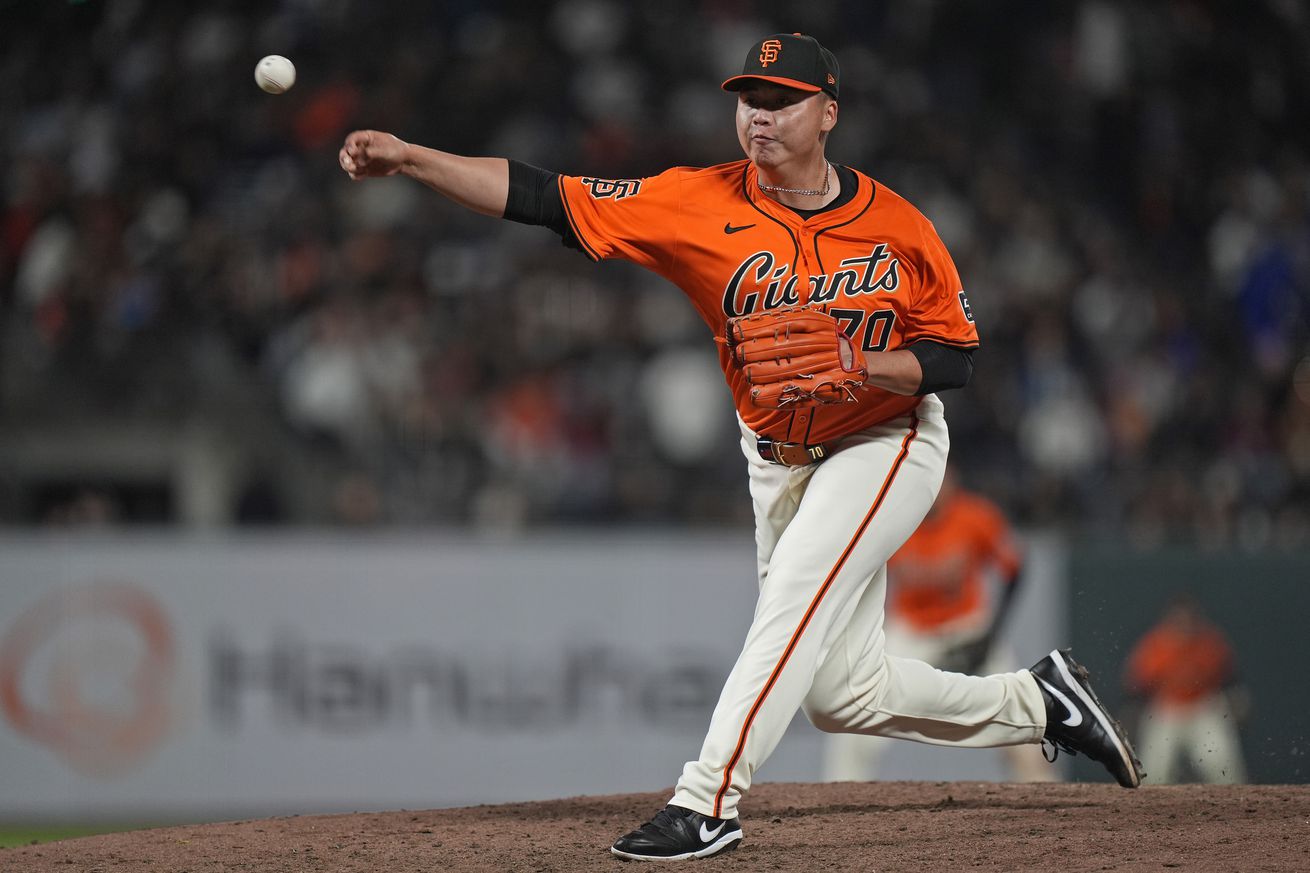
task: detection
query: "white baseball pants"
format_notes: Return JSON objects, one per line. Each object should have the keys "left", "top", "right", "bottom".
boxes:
{"left": 671, "top": 395, "right": 1046, "bottom": 819}
{"left": 1137, "top": 695, "right": 1247, "bottom": 784}
{"left": 819, "top": 628, "right": 1055, "bottom": 784}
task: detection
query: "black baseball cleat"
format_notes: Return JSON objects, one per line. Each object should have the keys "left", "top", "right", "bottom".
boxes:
{"left": 610, "top": 804, "right": 743, "bottom": 861}
{"left": 1030, "top": 649, "right": 1144, "bottom": 788}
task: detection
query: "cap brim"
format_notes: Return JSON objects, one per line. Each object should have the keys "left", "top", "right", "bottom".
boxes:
{"left": 721, "top": 74, "right": 823, "bottom": 94}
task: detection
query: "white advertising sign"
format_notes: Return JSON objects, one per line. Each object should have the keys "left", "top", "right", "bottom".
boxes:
{"left": 0, "top": 531, "right": 1063, "bottom": 821}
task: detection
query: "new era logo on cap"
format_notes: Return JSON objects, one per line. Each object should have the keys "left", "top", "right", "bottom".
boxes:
{"left": 723, "top": 33, "right": 840, "bottom": 99}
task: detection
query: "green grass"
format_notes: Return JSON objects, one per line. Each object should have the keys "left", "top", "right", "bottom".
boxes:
{"left": 0, "top": 824, "right": 145, "bottom": 849}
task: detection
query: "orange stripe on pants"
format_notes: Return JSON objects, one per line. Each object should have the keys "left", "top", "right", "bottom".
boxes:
{"left": 711, "top": 415, "right": 920, "bottom": 817}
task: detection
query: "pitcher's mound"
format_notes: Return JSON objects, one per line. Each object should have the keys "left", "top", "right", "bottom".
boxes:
{"left": 7, "top": 781, "right": 1308, "bottom": 872}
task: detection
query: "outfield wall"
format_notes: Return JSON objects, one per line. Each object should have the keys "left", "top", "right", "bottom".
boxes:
{"left": 1067, "top": 546, "right": 1310, "bottom": 787}
{"left": 0, "top": 531, "right": 1064, "bottom": 821}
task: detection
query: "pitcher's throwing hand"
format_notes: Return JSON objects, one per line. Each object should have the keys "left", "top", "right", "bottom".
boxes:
{"left": 338, "top": 130, "right": 408, "bottom": 180}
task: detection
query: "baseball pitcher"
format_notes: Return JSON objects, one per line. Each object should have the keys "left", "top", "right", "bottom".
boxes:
{"left": 339, "top": 32, "right": 1142, "bottom": 861}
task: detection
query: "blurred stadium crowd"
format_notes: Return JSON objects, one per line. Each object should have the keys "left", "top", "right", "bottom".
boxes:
{"left": 2, "top": 0, "right": 1308, "bottom": 544}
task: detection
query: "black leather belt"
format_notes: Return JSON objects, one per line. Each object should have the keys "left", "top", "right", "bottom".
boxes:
{"left": 756, "top": 436, "right": 833, "bottom": 467}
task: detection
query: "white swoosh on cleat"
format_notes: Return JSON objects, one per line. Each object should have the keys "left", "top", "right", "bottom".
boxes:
{"left": 699, "top": 822, "right": 726, "bottom": 842}
{"left": 1036, "top": 676, "right": 1084, "bottom": 727}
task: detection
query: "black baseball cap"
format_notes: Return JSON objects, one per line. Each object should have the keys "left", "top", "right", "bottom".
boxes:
{"left": 722, "top": 33, "right": 840, "bottom": 100}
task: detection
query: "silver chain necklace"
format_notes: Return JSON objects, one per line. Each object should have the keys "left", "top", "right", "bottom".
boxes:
{"left": 757, "top": 162, "right": 832, "bottom": 197}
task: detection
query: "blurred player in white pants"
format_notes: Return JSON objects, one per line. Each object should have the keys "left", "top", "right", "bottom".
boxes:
{"left": 1124, "top": 597, "right": 1247, "bottom": 784}
{"left": 821, "top": 469, "right": 1052, "bottom": 782}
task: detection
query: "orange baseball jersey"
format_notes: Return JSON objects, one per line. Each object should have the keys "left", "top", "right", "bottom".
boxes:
{"left": 1125, "top": 621, "right": 1233, "bottom": 707}
{"left": 557, "top": 159, "right": 978, "bottom": 444}
{"left": 885, "top": 490, "right": 1022, "bottom": 632}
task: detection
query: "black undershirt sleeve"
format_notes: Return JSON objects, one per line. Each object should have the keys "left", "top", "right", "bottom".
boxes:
{"left": 504, "top": 159, "right": 583, "bottom": 252}
{"left": 907, "top": 340, "right": 975, "bottom": 395}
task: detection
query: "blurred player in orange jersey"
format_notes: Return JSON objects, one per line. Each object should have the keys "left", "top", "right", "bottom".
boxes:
{"left": 822, "top": 467, "right": 1052, "bottom": 782}
{"left": 1124, "top": 597, "right": 1248, "bottom": 784}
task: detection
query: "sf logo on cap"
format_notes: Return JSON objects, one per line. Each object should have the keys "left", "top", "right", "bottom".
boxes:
{"left": 759, "top": 39, "right": 782, "bottom": 67}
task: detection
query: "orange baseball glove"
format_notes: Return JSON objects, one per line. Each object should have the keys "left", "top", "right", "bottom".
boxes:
{"left": 725, "top": 307, "right": 867, "bottom": 408}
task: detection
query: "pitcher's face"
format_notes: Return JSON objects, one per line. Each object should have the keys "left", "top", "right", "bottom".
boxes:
{"left": 735, "top": 84, "right": 837, "bottom": 169}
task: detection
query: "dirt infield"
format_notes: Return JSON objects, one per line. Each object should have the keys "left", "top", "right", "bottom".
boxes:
{"left": 5, "top": 781, "right": 1307, "bottom": 872}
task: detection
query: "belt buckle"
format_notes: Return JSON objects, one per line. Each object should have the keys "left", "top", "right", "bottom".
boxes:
{"left": 757, "top": 437, "right": 827, "bottom": 467}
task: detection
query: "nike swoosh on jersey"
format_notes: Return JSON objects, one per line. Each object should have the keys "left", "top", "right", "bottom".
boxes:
{"left": 1036, "top": 676, "right": 1084, "bottom": 727}
{"left": 699, "top": 821, "right": 727, "bottom": 842}
{"left": 724, "top": 222, "right": 756, "bottom": 234}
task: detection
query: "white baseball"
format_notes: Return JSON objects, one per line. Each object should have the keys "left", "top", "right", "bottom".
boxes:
{"left": 255, "top": 55, "right": 296, "bottom": 94}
